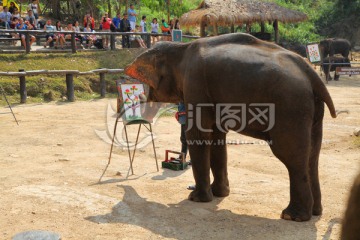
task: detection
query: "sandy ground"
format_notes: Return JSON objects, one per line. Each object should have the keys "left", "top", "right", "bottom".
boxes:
{"left": 0, "top": 70, "right": 360, "bottom": 240}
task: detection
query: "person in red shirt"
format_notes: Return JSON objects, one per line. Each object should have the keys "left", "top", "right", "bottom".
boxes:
{"left": 101, "top": 12, "right": 112, "bottom": 49}
{"left": 83, "top": 13, "right": 95, "bottom": 30}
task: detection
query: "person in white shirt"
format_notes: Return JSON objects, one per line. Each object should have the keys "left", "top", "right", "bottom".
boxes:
{"left": 140, "top": 15, "right": 148, "bottom": 43}
{"left": 28, "top": 0, "right": 39, "bottom": 20}
{"left": 150, "top": 18, "right": 159, "bottom": 44}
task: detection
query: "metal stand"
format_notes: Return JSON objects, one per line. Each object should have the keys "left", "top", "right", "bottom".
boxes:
{"left": 99, "top": 115, "right": 159, "bottom": 182}
{"left": 0, "top": 85, "right": 19, "bottom": 125}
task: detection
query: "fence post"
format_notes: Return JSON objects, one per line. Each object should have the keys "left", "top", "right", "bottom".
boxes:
{"left": 146, "top": 33, "right": 151, "bottom": 48}
{"left": 25, "top": 32, "right": 30, "bottom": 54}
{"left": 66, "top": 74, "right": 75, "bottom": 101}
{"left": 19, "top": 69, "right": 26, "bottom": 104}
{"left": 100, "top": 72, "right": 106, "bottom": 98}
{"left": 110, "top": 34, "right": 116, "bottom": 50}
{"left": 71, "top": 32, "right": 76, "bottom": 53}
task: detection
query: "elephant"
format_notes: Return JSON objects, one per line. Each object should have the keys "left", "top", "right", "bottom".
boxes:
{"left": 319, "top": 38, "right": 351, "bottom": 59}
{"left": 341, "top": 173, "right": 360, "bottom": 240}
{"left": 124, "top": 33, "right": 337, "bottom": 222}
{"left": 278, "top": 42, "right": 307, "bottom": 58}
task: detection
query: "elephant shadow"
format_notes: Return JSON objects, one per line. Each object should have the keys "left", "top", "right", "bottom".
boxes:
{"left": 151, "top": 167, "right": 191, "bottom": 180}
{"left": 86, "top": 185, "right": 324, "bottom": 240}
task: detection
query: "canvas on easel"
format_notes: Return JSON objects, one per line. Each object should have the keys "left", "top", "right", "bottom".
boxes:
{"left": 306, "top": 43, "right": 322, "bottom": 64}
{"left": 120, "top": 84, "right": 146, "bottom": 124}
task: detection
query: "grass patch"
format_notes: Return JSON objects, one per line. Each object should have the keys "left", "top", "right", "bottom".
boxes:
{"left": 0, "top": 49, "right": 145, "bottom": 106}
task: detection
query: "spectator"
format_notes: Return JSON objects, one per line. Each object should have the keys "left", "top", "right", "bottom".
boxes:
{"left": 140, "top": 15, "right": 148, "bottom": 42}
{"left": 10, "top": 16, "right": 18, "bottom": 29}
{"left": 64, "top": 22, "right": 74, "bottom": 40}
{"left": 161, "top": 19, "right": 171, "bottom": 41}
{"left": 28, "top": 0, "right": 39, "bottom": 20}
{"left": 132, "top": 25, "right": 147, "bottom": 48}
{"left": 119, "top": 12, "right": 131, "bottom": 48}
{"left": 44, "top": 19, "right": 57, "bottom": 48}
{"left": 174, "top": 18, "right": 181, "bottom": 30}
{"left": 25, "top": 10, "right": 37, "bottom": 28}
{"left": 0, "top": 7, "right": 12, "bottom": 29}
{"left": 127, "top": 4, "right": 137, "bottom": 31}
{"left": 11, "top": 8, "right": 20, "bottom": 21}
{"left": 54, "top": 20, "right": 65, "bottom": 49}
{"left": 8, "top": 2, "right": 17, "bottom": 14}
{"left": 101, "top": 12, "right": 112, "bottom": 49}
{"left": 150, "top": 18, "right": 159, "bottom": 44}
{"left": 112, "top": 12, "right": 121, "bottom": 31}
{"left": 16, "top": 18, "right": 36, "bottom": 51}
{"left": 83, "top": 23, "right": 96, "bottom": 48}
{"left": 73, "top": 20, "right": 84, "bottom": 46}
{"left": 10, "top": 17, "right": 18, "bottom": 44}
{"left": 83, "top": 13, "right": 95, "bottom": 30}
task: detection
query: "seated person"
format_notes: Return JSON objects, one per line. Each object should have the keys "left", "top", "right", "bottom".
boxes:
{"left": 82, "top": 23, "right": 96, "bottom": 48}
{"left": 43, "top": 19, "right": 57, "bottom": 48}
{"left": 11, "top": 8, "right": 20, "bottom": 21}
{"left": 25, "top": 9, "right": 37, "bottom": 29}
{"left": 131, "top": 25, "right": 147, "bottom": 48}
{"left": 64, "top": 22, "right": 74, "bottom": 40}
{"left": 0, "top": 7, "right": 12, "bottom": 29}
{"left": 16, "top": 18, "right": 36, "bottom": 51}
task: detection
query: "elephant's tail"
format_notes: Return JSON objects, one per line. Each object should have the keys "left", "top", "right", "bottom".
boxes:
{"left": 305, "top": 64, "right": 337, "bottom": 118}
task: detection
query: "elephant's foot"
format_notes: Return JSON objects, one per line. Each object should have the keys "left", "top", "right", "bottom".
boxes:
{"left": 312, "top": 203, "right": 323, "bottom": 216}
{"left": 280, "top": 205, "right": 312, "bottom": 222}
{"left": 188, "top": 188, "right": 213, "bottom": 202}
{"left": 211, "top": 182, "right": 230, "bottom": 197}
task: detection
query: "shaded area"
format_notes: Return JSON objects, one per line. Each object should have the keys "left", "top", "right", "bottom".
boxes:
{"left": 86, "top": 185, "right": 319, "bottom": 240}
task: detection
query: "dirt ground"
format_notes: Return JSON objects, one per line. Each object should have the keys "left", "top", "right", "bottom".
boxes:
{"left": 1, "top": 66, "right": 360, "bottom": 240}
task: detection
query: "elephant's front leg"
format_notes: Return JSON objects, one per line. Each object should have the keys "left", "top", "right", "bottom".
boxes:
{"left": 210, "top": 129, "right": 230, "bottom": 197}
{"left": 187, "top": 130, "right": 213, "bottom": 202}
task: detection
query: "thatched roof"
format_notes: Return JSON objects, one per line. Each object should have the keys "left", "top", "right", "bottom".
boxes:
{"left": 180, "top": 0, "right": 308, "bottom": 27}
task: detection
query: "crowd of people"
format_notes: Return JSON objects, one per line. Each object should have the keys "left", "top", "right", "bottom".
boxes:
{"left": 0, "top": 2, "right": 181, "bottom": 50}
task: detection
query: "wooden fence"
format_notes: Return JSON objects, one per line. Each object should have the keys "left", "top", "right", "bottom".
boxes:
{"left": 0, "top": 68, "right": 124, "bottom": 103}
{"left": 0, "top": 29, "right": 200, "bottom": 54}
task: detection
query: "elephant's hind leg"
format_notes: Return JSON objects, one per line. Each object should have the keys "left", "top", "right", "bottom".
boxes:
{"left": 270, "top": 127, "right": 314, "bottom": 221}
{"left": 210, "top": 128, "right": 230, "bottom": 197}
{"left": 309, "top": 101, "right": 325, "bottom": 216}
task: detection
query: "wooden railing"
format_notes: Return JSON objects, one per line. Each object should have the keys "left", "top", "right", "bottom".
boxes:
{"left": 0, "top": 29, "right": 200, "bottom": 54}
{"left": 0, "top": 68, "right": 125, "bottom": 103}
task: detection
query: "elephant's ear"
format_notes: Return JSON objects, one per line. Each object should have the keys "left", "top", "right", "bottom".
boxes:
{"left": 124, "top": 48, "right": 164, "bottom": 89}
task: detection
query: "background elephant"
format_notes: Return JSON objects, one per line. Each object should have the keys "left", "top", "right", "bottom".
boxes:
{"left": 321, "top": 56, "right": 351, "bottom": 81}
{"left": 125, "top": 33, "right": 337, "bottom": 222}
{"left": 319, "top": 38, "right": 351, "bottom": 59}
{"left": 342, "top": 172, "right": 360, "bottom": 240}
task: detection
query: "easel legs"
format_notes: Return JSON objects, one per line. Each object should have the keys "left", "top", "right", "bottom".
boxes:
{"left": 101, "top": 120, "right": 158, "bottom": 182}
{"left": 0, "top": 85, "right": 19, "bottom": 125}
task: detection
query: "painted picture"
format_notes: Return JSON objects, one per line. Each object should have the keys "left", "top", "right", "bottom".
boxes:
{"left": 306, "top": 44, "right": 322, "bottom": 63}
{"left": 172, "top": 30, "right": 182, "bottom": 42}
{"left": 120, "top": 84, "right": 145, "bottom": 122}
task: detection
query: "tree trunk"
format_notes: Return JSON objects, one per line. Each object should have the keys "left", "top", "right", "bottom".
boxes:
{"left": 107, "top": 0, "right": 112, "bottom": 17}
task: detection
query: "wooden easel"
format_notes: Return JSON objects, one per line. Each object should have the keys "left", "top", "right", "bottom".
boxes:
{"left": 98, "top": 82, "right": 158, "bottom": 182}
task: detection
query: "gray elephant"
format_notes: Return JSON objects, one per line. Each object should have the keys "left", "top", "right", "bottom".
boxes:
{"left": 125, "top": 33, "right": 337, "bottom": 222}
{"left": 341, "top": 173, "right": 360, "bottom": 240}
{"left": 321, "top": 56, "right": 351, "bottom": 81}
{"left": 319, "top": 38, "right": 351, "bottom": 59}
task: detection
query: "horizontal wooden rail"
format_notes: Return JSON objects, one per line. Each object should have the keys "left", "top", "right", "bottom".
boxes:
{"left": 0, "top": 68, "right": 124, "bottom": 103}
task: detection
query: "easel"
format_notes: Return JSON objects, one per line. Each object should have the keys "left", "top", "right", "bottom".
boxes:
{"left": 99, "top": 83, "right": 159, "bottom": 182}
{"left": 0, "top": 85, "right": 19, "bottom": 125}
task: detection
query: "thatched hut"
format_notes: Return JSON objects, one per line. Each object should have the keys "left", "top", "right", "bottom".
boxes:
{"left": 180, "top": 0, "right": 308, "bottom": 42}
